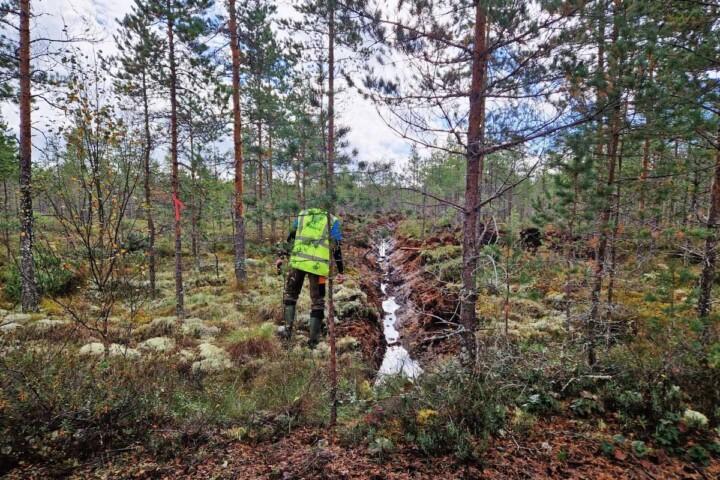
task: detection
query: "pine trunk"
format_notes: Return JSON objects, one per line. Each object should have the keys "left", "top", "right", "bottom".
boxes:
{"left": 300, "top": 144, "right": 306, "bottom": 208}
{"left": 257, "top": 122, "right": 264, "bottom": 243}
{"left": 189, "top": 127, "right": 200, "bottom": 271}
{"left": 269, "top": 132, "right": 275, "bottom": 243}
{"left": 459, "top": 1, "right": 487, "bottom": 363}
{"left": 326, "top": 2, "right": 338, "bottom": 430}
{"left": 168, "top": 10, "right": 184, "bottom": 318}
{"left": 228, "top": 0, "right": 246, "bottom": 284}
{"left": 698, "top": 123, "right": 720, "bottom": 318}
{"left": 141, "top": 71, "right": 156, "bottom": 294}
{"left": 3, "top": 179, "right": 11, "bottom": 258}
{"left": 421, "top": 183, "right": 427, "bottom": 240}
{"left": 607, "top": 139, "right": 623, "bottom": 309}
{"left": 588, "top": 0, "right": 620, "bottom": 366}
{"left": 638, "top": 59, "right": 654, "bottom": 223}
{"left": 18, "top": 0, "right": 39, "bottom": 312}
{"left": 639, "top": 137, "right": 650, "bottom": 222}
{"left": 295, "top": 147, "right": 302, "bottom": 207}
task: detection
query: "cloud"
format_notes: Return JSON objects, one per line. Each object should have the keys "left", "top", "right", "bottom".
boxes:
{"left": 1, "top": 0, "right": 412, "bottom": 170}
{"left": 339, "top": 91, "right": 410, "bottom": 166}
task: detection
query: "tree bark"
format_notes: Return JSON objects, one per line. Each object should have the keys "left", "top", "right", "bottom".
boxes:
{"left": 269, "top": 131, "right": 275, "bottom": 243}
{"left": 691, "top": 157, "right": 700, "bottom": 221}
{"left": 228, "top": 0, "right": 246, "bottom": 284}
{"left": 638, "top": 55, "right": 654, "bottom": 223}
{"left": 18, "top": 0, "right": 39, "bottom": 312}
{"left": 459, "top": 1, "right": 487, "bottom": 363}
{"left": 256, "top": 121, "right": 264, "bottom": 243}
{"left": 189, "top": 127, "right": 201, "bottom": 272}
{"left": 168, "top": 7, "right": 184, "bottom": 318}
{"left": 141, "top": 71, "right": 156, "bottom": 294}
{"left": 668, "top": 141, "right": 679, "bottom": 225}
{"left": 698, "top": 123, "right": 720, "bottom": 318}
{"left": 300, "top": 144, "right": 306, "bottom": 208}
{"left": 607, "top": 138, "right": 623, "bottom": 309}
{"left": 326, "top": 0, "right": 338, "bottom": 430}
{"left": 506, "top": 186, "right": 513, "bottom": 224}
{"left": 639, "top": 137, "right": 650, "bottom": 222}
{"left": 682, "top": 154, "right": 690, "bottom": 229}
{"left": 2, "top": 179, "right": 11, "bottom": 259}
{"left": 421, "top": 182, "right": 427, "bottom": 240}
{"left": 588, "top": 0, "right": 620, "bottom": 366}
{"left": 294, "top": 147, "right": 302, "bottom": 208}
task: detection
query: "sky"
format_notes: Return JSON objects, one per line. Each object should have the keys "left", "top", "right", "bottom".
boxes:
{"left": 0, "top": 0, "right": 413, "bottom": 168}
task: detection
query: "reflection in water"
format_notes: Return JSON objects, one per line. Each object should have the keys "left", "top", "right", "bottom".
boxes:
{"left": 376, "top": 239, "right": 422, "bottom": 382}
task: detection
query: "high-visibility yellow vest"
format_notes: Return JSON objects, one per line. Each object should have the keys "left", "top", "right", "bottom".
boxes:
{"left": 289, "top": 208, "right": 336, "bottom": 277}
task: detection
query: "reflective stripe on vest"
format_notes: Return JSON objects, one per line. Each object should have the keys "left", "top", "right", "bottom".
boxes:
{"left": 289, "top": 208, "right": 337, "bottom": 276}
{"left": 296, "top": 235, "right": 330, "bottom": 247}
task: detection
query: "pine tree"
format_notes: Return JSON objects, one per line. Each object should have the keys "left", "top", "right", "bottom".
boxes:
{"left": 634, "top": 1, "right": 720, "bottom": 320}
{"left": 0, "top": 118, "right": 17, "bottom": 258}
{"left": 178, "top": 93, "right": 227, "bottom": 271}
{"left": 2, "top": 0, "right": 91, "bottom": 312}
{"left": 0, "top": 1, "right": 17, "bottom": 100}
{"left": 18, "top": 0, "right": 39, "bottom": 312}
{"left": 146, "top": 0, "right": 215, "bottom": 318}
{"left": 237, "top": 0, "right": 293, "bottom": 244}
{"left": 114, "top": 2, "right": 166, "bottom": 294}
{"left": 362, "top": 0, "right": 592, "bottom": 363}
{"left": 290, "top": 0, "right": 369, "bottom": 428}
{"left": 226, "top": 0, "right": 247, "bottom": 283}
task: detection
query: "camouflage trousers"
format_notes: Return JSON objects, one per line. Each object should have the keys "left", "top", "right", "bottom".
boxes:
{"left": 283, "top": 268, "right": 326, "bottom": 318}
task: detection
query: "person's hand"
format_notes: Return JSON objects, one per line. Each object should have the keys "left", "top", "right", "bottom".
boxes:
{"left": 336, "top": 273, "right": 345, "bottom": 284}
{"left": 275, "top": 257, "right": 284, "bottom": 273}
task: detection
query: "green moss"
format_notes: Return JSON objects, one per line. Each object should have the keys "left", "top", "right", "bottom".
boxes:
{"left": 420, "top": 245, "right": 462, "bottom": 265}
{"left": 425, "top": 257, "right": 462, "bottom": 283}
{"left": 396, "top": 219, "right": 422, "bottom": 239}
{"left": 334, "top": 283, "right": 374, "bottom": 320}
{"left": 224, "top": 322, "right": 276, "bottom": 344}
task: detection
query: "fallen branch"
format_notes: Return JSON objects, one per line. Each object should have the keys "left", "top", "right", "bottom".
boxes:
{"left": 420, "top": 327, "right": 465, "bottom": 344}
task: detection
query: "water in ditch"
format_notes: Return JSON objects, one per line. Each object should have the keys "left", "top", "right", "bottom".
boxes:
{"left": 376, "top": 238, "right": 422, "bottom": 383}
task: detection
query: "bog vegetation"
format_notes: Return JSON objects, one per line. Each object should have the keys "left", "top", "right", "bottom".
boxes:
{"left": 0, "top": 0, "right": 719, "bottom": 477}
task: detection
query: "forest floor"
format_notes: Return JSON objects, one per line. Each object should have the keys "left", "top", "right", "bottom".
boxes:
{"left": 3, "top": 216, "right": 720, "bottom": 478}
{"left": 8, "top": 399, "right": 720, "bottom": 479}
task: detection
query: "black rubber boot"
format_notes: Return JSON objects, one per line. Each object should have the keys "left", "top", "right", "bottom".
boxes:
{"left": 282, "top": 304, "right": 296, "bottom": 341}
{"left": 308, "top": 310, "right": 324, "bottom": 349}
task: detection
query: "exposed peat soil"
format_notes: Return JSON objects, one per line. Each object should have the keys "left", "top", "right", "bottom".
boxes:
{"left": 331, "top": 214, "right": 387, "bottom": 368}
{"left": 336, "top": 214, "right": 449, "bottom": 373}
{"left": 383, "top": 229, "right": 464, "bottom": 364}
{"left": 375, "top": 237, "right": 422, "bottom": 382}
{"left": 345, "top": 215, "right": 452, "bottom": 378}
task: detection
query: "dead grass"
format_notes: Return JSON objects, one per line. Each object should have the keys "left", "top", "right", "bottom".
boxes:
{"left": 228, "top": 337, "right": 279, "bottom": 364}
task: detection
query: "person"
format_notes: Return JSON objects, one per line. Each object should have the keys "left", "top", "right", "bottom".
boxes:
{"left": 279, "top": 207, "right": 344, "bottom": 348}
